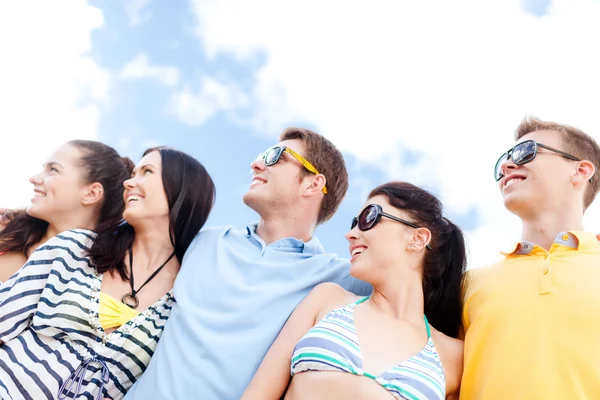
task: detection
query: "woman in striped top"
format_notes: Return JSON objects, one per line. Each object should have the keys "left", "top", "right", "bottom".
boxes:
{"left": 0, "top": 140, "right": 134, "bottom": 283}
{"left": 242, "top": 182, "right": 466, "bottom": 400}
{"left": 0, "top": 147, "right": 215, "bottom": 400}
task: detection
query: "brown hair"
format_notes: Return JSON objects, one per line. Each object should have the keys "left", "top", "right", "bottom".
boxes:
{"left": 0, "top": 140, "right": 134, "bottom": 256}
{"left": 515, "top": 116, "right": 600, "bottom": 209}
{"left": 280, "top": 127, "right": 348, "bottom": 224}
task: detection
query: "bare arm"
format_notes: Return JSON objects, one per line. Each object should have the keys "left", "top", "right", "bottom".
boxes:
{"left": 431, "top": 330, "right": 464, "bottom": 400}
{"left": 241, "top": 283, "right": 345, "bottom": 400}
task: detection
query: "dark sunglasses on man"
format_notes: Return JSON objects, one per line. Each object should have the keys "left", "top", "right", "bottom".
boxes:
{"left": 254, "top": 146, "right": 328, "bottom": 194}
{"left": 351, "top": 204, "right": 432, "bottom": 250}
{"left": 494, "top": 139, "right": 591, "bottom": 183}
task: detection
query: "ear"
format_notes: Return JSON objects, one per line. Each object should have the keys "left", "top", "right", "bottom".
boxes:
{"left": 408, "top": 228, "right": 432, "bottom": 253}
{"left": 573, "top": 160, "right": 595, "bottom": 186}
{"left": 81, "top": 182, "right": 104, "bottom": 206}
{"left": 302, "top": 174, "right": 327, "bottom": 197}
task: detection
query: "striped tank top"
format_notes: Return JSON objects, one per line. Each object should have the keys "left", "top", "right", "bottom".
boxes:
{"left": 0, "top": 229, "right": 175, "bottom": 400}
{"left": 290, "top": 297, "right": 446, "bottom": 400}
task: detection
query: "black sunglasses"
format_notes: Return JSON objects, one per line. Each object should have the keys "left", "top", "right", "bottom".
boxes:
{"left": 254, "top": 146, "right": 328, "bottom": 194}
{"left": 494, "top": 139, "right": 585, "bottom": 182}
{"left": 351, "top": 204, "right": 432, "bottom": 250}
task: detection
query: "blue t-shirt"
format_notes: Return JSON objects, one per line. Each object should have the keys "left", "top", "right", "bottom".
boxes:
{"left": 125, "top": 225, "right": 371, "bottom": 400}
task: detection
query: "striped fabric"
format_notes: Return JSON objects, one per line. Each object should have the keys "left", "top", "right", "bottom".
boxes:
{"left": 291, "top": 297, "right": 446, "bottom": 400}
{"left": 0, "top": 229, "right": 175, "bottom": 400}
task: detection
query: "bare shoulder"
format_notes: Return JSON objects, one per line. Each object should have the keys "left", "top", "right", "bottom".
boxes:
{"left": 430, "top": 328, "right": 464, "bottom": 396}
{"left": 310, "top": 282, "right": 360, "bottom": 320}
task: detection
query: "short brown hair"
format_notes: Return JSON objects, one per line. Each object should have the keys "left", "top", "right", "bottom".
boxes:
{"left": 280, "top": 127, "right": 349, "bottom": 224}
{"left": 515, "top": 116, "right": 600, "bottom": 209}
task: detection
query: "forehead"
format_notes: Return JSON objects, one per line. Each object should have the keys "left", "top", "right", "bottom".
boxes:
{"left": 136, "top": 150, "right": 162, "bottom": 168}
{"left": 517, "top": 129, "right": 565, "bottom": 149}
{"left": 276, "top": 139, "right": 306, "bottom": 156}
{"left": 47, "top": 143, "right": 83, "bottom": 165}
{"left": 363, "top": 194, "right": 410, "bottom": 219}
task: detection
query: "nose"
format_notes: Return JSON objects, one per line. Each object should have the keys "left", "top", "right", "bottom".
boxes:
{"left": 123, "top": 176, "right": 135, "bottom": 189}
{"left": 499, "top": 156, "right": 518, "bottom": 178}
{"left": 345, "top": 224, "right": 360, "bottom": 242}
{"left": 250, "top": 157, "right": 266, "bottom": 173}
{"left": 29, "top": 171, "right": 43, "bottom": 185}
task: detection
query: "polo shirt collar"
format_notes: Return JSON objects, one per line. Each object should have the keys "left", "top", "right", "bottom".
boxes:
{"left": 244, "top": 223, "right": 325, "bottom": 255}
{"left": 501, "top": 231, "right": 600, "bottom": 257}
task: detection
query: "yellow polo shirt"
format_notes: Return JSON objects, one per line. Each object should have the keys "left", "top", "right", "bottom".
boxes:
{"left": 461, "top": 231, "right": 600, "bottom": 400}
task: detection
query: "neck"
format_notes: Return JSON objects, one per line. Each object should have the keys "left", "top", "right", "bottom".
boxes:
{"left": 41, "top": 212, "right": 98, "bottom": 248}
{"left": 130, "top": 221, "right": 176, "bottom": 270}
{"left": 369, "top": 269, "right": 424, "bottom": 323}
{"left": 521, "top": 209, "right": 584, "bottom": 250}
{"left": 255, "top": 213, "right": 316, "bottom": 245}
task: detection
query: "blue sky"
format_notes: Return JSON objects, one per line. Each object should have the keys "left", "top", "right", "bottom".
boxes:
{"left": 2, "top": 0, "right": 599, "bottom": 267}
{"left": 85, "top": 0, "right": 480, "bottom": 258}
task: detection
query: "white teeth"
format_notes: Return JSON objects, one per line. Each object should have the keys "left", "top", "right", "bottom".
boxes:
{"left": 505, "top": 177, "right": 524, "bottom": 188}
{"left": 127, "top": 195, "right": 142, "bottom": 202}
{"left": 250, "top": 179, "right": 265, "bottom": 187}
{"left": 351, "top": 247, "right": 366, "bottom": 257}
{"left": 34, "top": 192, "right": 45, "bottom": 197}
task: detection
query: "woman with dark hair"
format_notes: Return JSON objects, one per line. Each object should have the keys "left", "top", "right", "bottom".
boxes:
{"left": 242, "top": 182, "right": 466, "bottom": 400}
{"left": 0, "top": 140, "right": 134, "bottom": 282}
{"left": 0, "top": 147, "right": 216, "bottom": 400}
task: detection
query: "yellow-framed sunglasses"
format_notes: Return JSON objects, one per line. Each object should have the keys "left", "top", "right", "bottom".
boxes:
{"left": 255, "top": 146, "right": 328, "bottom": 194}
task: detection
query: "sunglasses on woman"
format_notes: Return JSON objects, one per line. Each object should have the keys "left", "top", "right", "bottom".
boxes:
{"left": 351, "top": 204, "right": 432, "bottom": 250}
{"left": 255, "top": 146, "right": 328, "bottom": 194}
{"left": 494, "top": 140, "right": 583, "bottom": 182}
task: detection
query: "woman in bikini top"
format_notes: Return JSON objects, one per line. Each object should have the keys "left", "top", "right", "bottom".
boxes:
{"left": 242, "top": 181, "right": 466, "bottom": 400}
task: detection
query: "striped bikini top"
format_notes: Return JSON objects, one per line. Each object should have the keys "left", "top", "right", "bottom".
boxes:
{"left": 290, "top": 297, "right": 446, "bottom": 400}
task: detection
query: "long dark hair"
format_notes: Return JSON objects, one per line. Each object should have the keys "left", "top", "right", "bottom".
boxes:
{"left": 87, "top": 147, "right": 216, "bottom": 280}
{"left": 369, "top": 182, "right": 467, "bottom": 338}
{"left": 0, "top": 140, "right": 134, "bottom": 257}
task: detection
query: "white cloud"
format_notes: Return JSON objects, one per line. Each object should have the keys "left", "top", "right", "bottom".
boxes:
{"left": 189, "top": 0, "right": 600, "bottom": 268}
{"left": 120, "top": 54, "right": 180, "bottom": 87}
{"left": 126, "top": 0, "right": 153, "bottom": 27}
{"left": 167, "top": 77, "right": 248, "bottom": 127}
{"left": 0, "top": 1, "right": 110, "bottom": 209}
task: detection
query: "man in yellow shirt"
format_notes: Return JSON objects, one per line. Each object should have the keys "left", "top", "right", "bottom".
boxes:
{"left": 461, "top": 117, "right": 600, "bottom": 399}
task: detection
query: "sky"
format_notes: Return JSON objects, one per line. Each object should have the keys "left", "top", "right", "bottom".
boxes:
{"left": 1, "top": 0, "right": 599, "bottom": 268}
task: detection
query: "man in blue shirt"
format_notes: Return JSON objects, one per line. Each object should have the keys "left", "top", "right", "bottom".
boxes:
{"left": 124, "top": 128, "right": 371, "bottom": 400}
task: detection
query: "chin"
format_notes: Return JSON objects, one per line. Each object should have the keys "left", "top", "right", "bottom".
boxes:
{"left": 349, "top": 262, "right": 368, "bottom": 281}
{"left": 242, "top": 190, "right": 262, "bottom": 211}
{"left": 25, "top": 203, "right": 46, "bottom": 220}
{"left": 122, "top": 208, "right": 142, "bottom": 223}
{"left": 503, "top": 193, "right": 532, "bottom": 216}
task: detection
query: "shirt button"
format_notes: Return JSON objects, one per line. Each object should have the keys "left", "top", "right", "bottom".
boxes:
{"left": 562, "top": 234, "right": 569, "bottom": 241}
{"left": 542, "top": 267, "right": 549, "bottom": 275}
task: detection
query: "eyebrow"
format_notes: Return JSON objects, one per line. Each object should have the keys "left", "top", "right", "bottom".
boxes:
{"left": 44, "top": 161, "right": 64, "bottom": 169}
{"left": 132, "top": 163, "right": 157, "bottom": 173}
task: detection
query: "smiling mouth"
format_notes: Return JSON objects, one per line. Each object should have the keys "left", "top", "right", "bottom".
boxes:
{"left": 250, "top": 178, "right": 266, "bottom": 187}
{"left": 504, "top": 177, "right": 525, "bottom": 189}
{"left": 351, "top": 247, "right": 366, "bottom": 258}
{"left": 127, "top": 195, "right": 143, "bottom": 203}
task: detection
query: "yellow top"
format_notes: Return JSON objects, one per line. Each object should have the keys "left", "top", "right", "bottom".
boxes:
{"left": 460, "top": 231, "right": 600, "bottom": 400}
{"left": 99, "top": 291, "right": 140, "bottom": 330}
